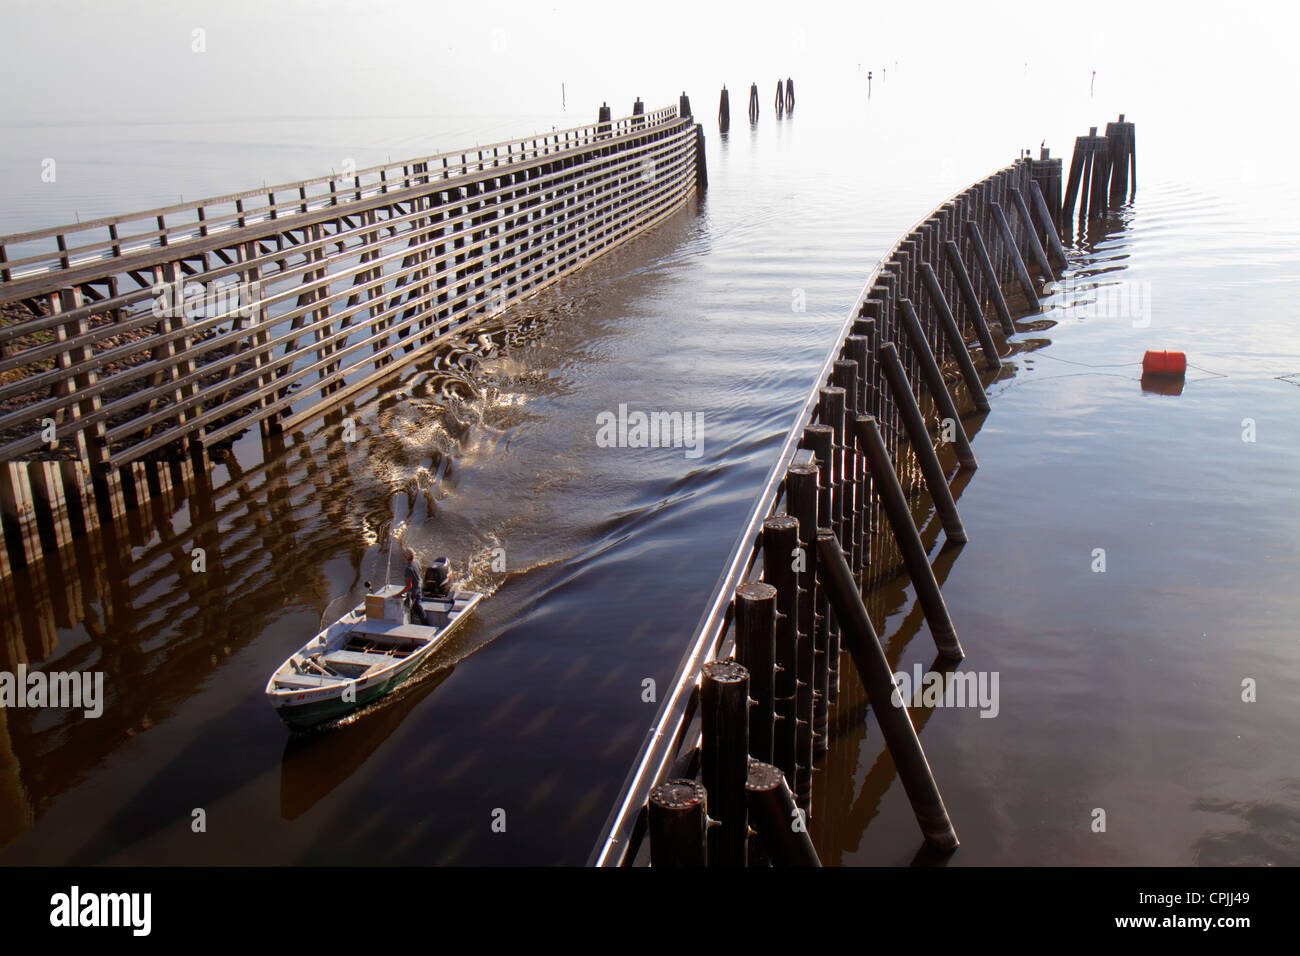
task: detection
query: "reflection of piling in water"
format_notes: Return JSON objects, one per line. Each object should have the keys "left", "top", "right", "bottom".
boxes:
{"left": 595, "top": 152, "right": 1069, "bottom": 867}
{"left": 817, "top": 529, "right": 959, "bottom": 852}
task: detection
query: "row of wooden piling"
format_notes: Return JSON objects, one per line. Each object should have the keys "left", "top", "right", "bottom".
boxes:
{"left": 717, "top": 79, "right": 794, "bottom": 132}
{"left": 1061, "top": 114, "right": 1136, "bottom": 225}
{"left": 599, "top": 152, "right": 1066, "bottom": 867}
{"left": 0, "top": 414, "right": 375, "bottom": 664}
{"left": 0, "top": 101, "right": 710, "bottom": 596}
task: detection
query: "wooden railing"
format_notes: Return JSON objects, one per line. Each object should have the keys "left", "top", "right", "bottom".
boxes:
{"left": 0, "top": 104, "right": 699, "bottom": 469}
{"left": 591, "top": 153, "right": 1065, "bottom": 866}
{"left": 0, "top": 103, "right": 704, "bottom": 579}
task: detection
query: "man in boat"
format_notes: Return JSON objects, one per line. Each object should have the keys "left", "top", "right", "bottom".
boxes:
{"left": 399, "top": 547, "right": 430, "bottom": 626}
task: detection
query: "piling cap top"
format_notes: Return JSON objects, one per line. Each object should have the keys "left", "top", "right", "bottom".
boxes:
{"left": 763, "top": 514, "right": 799, "bottom": 532}
{"left": 745, "top": 760, "right": 785, "bottom": 792}
{"left": 736, "top": 581, "right": 778, "bottom": 601}
{"left": 702, "top": 659, "right": 749, "bottom": 683}
{"left": 650, "top": 779, "right": 705, "bottom": 809}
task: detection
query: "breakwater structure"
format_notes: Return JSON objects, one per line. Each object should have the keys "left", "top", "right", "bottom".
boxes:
{"left": 0, "top": 97, "right": 707, "bottom": 649}
{"left": 591, "top": 123, "right": 1128, "bottom": 865}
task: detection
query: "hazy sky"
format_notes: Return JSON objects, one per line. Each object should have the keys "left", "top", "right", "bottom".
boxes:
{"left": 0, "top": 0, "right": 1295, "bottom": 232}
{"left": 1, "top": 0, "right": 1293, "bottom": 127}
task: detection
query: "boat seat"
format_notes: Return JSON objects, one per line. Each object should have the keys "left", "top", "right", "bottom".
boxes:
{"left": 274, "top": 674, "right": 338, "bottom": 689}
{"left": 353, "top": 620, "right": 431, "bottom": 639}
{"left": 323, "top": 650, "right": 392, "bottom": 669}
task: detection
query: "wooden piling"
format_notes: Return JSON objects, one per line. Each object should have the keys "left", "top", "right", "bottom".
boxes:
{"left": 1087, "top": 133, "right": 1110, "bottom": 218}
{"left": 1008, "top": 186, "right": 1055, "bottom": 281}
{"left": 1062, "top": 135, "right": 1086, "bottom": 224}
{"left": 648, "top": 779, "right": 708, "bottom": 867}
{"left": 28, "top": 460, "right": 74, "bottom": 553}
{"left": 918, "top": 262, "right": 989, "bottom": 412}
{"left": 1126, "top": 120, "right": 1137, "bottom": 198}
{"left": 734, "top": 582, "right": 777, "bottom": 767}
{"left": 991, "top": 203, "right": 1039, "bottom": 308}
{"left": 0, "top": 462, "right": 40, "bottom": 568}
{"left": 718, "top": 86, "right": 730, "bottom": 132}
{"left": 815, "top": 529, "right": 960, "bottom": 852}
{"left": 839, "top": 339, "right": 869, "bottom": 575}
{"left": 1028, "top": 180, "right": 1069, "bottom": 270}
{"left": 800, "top": 424, "right": 833, "bottom": 757}
{"left": 818, "top": 387, "right": 847, "bottom": 551}
{"left": 877, "top": 343, "right": 966, "bottom": 545}
{"left": 784, "top": 461, "right": 818, "bottom": 812}
{"left": 701, "top": 659, "right": 750, "bottom": 867}
{"left": 762, "top": 516, "right": 800, "bottom": 784}
{"left": 746, "top": 760, "right": 821, "bottom": 866}
{"left": 964, "top": 221, "right": 1015, "bottom": 335}
{"left": 943, "top": 240, "right": 1001, "bottom": 370}
{"left": 58, "top": 459, "right": 93, "bottom": 536}
{"left": 898, "top": 299, "right": 977, "bottom": 470}
{"left": 850, "top": 417, "right": 963, "bottom": 660}
{"left": 818, "top": 384, "right": 848, "bottom": 702}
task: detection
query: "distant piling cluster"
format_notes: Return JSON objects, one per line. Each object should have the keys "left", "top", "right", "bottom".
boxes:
{"left": 1061, "top": 114, "right": 1136, "bottom": 227}
{"left": 717, "top": 78, "right": 793, "bottom": 131}
{"left": 594, "top": 153, "right": 1067, "bottom": 867}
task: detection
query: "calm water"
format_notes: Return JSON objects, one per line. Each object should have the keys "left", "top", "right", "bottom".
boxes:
{"left": 2, "top": 22, "right": 1298, "bottom": 865}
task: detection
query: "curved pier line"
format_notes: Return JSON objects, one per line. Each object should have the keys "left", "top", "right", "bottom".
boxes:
{"left": 591, "top": 152, "right": 1064, "bottom": 867}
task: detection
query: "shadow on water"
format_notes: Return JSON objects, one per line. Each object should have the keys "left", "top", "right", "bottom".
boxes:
{"left": 280, "top": 665, "right": 454, "bottom": 820}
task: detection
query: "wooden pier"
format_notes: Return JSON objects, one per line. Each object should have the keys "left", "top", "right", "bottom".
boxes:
{"left": 591, "top": 150, "right": 1073, "bottom": 867}
{"left": 0, "top": 100, "right": 706, "bottom": 587}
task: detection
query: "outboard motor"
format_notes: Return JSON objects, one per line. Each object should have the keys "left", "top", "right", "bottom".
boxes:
{"left": 422, "top": 557, "right": 453, "bottom": 600}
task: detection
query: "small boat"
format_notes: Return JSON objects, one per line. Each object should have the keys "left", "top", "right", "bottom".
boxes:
{"left": 266, "top": 573, "right": 482, "bottom": 731}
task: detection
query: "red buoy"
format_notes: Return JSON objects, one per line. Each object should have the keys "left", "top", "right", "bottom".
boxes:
{"left": 1142, "top": 350, "right": 1186, "bottom": 376}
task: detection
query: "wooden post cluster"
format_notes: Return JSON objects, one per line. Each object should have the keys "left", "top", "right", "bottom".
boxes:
{"left": 1062, "top": 115, "right": 1135, "bottom": 226}
{"left": 602, "top": 154, "right": 1074, "bottom": 867}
